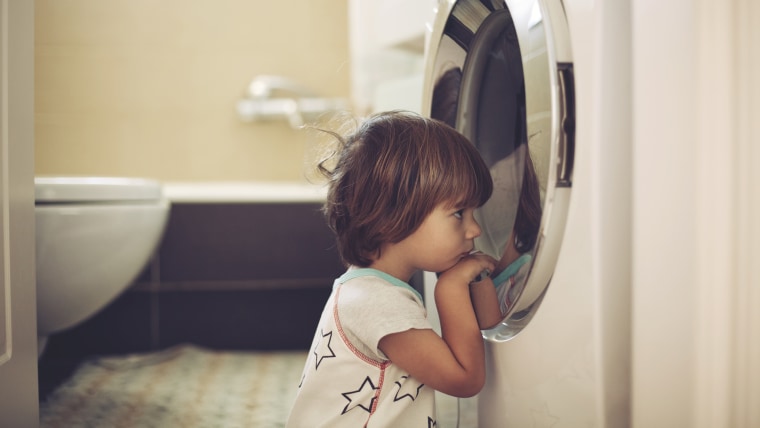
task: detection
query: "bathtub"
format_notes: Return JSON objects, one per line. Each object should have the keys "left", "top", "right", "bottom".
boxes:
{"left": 162, "top": 181, "right": 327, "bottom": 204}
{"left": 153, "top": 180, "right": 340, "bottom": 293}
{"left": 132, "top": 180, "right": 342, "bottom": 350}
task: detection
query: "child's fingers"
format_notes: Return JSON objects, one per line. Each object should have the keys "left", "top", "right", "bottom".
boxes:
{"left": 465, "top": 251, "right": 497, "bottom": 269}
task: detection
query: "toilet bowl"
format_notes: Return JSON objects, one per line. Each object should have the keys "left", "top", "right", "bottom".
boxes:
{"left": 35, "top": 176, "right": 170, "bottom": 354}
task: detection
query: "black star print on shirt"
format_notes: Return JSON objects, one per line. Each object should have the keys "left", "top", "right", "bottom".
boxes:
{"left": 341, "top": 376, "right": 378, "bottom": 415}
{"left": 428, "top": 416, "right": 437, "bottom": 427}
{"left": 393, "top": 375, "right": 425, "bottom": 402}
{"left": 314, "top": 329, "right": 336, "bottom": 370}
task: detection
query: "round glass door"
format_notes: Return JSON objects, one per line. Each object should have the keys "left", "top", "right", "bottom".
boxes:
{"left": 423, "top": 0, "right": 575, "bottom": 341}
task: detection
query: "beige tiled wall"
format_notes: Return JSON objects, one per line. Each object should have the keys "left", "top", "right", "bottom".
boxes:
{"left": 35, "top": 1, "right": 350, "bottom": 182}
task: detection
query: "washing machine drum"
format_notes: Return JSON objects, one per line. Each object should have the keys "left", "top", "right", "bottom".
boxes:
{"left": 423, "top": 0, "right": 575, "bottom": 340}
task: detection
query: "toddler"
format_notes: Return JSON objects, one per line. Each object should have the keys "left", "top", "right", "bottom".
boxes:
{"left": 286, "top": 111, "right": 501, "bottom": 427}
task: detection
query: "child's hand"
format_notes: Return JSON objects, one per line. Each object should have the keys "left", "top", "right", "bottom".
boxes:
{"left": 438, "top": 251, "right": 497, "bottom": 286}
{"left": 437, "top": 252, "right": 502, "bottom": 330}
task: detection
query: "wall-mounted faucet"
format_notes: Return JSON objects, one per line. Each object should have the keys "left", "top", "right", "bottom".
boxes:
{"left": 236, "top": 75, "right": 349, "bottom": 128}
{"left": 245, "top": 75, "right": 317, "bottom": 99}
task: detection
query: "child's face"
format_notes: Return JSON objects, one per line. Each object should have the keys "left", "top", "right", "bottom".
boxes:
{"left": 397, "top": 202, "right": 483, "bottom": 274}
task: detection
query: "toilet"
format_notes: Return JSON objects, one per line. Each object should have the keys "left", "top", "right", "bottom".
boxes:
{"left": 35, "top": 176, "right": 170, "bottom": 354}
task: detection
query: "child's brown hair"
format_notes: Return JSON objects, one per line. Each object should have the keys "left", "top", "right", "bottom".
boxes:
{"left": 318, "top": 111, "right": 493, "bottom": 267}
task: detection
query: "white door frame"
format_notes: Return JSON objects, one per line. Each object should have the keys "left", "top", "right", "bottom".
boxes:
{"left": 0, "top": 0, "right": 39, "bottom": 426}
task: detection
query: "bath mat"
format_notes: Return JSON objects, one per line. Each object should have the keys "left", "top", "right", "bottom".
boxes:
{"left": 40, "top": 345, "right": 308, "bottom": 428}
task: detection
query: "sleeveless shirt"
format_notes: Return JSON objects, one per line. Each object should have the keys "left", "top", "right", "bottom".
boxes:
{"left": 286, "top": 268, "right": 436, "bottom": 427}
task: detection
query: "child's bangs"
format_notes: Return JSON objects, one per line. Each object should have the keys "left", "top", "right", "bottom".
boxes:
{"left": 437, "top": 159, "right": 492, "bottom": 210}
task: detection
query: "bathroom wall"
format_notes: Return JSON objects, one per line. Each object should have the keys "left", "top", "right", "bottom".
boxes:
{"left": 34, "top": 0, "right": 350, "bottom": 182}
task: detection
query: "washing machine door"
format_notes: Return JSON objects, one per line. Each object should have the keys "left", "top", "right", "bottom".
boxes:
{"left": 422, "top": 0, "right": 574, "bottom": 341}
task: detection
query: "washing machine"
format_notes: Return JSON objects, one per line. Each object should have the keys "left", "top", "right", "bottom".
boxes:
{"left": 422, "top": 0, "right": 631, "bottom": 426}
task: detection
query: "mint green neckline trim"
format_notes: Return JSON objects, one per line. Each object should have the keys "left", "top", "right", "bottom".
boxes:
{"left": 492, "top": 253, "right": 532, "bottom": 288}
{"left": 338, "top": 268, "right": 423, "bottom": 302}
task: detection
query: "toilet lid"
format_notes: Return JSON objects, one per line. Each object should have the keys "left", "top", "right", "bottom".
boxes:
{"left": 35, "top": 176, "right": 164, "bottom": 202}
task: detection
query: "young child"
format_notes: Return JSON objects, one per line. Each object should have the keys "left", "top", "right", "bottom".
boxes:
{"left": 286, "top": 111, "right": 502, "bottom": 427}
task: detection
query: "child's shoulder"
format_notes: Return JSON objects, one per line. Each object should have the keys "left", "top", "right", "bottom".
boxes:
{"left": 340, "top": 274, "right": 404, "bottom": 298}
{"left": 338, "top": 275, "right": 422, "bottom": 309}
{"left": 336, "top": 275, "right": 430, "bottom": 343}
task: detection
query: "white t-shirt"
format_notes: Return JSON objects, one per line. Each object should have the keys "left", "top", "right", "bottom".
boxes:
{"left": 286, "top": 268, "right": 437, "bottom": 427}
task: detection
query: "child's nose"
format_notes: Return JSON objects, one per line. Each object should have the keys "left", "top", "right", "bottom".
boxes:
{"left": 467, "top": 217, "right": 482, "bottom": 239}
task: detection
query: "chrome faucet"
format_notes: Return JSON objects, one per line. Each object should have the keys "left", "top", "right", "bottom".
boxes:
{"left": 236, "top": 75, "right": 349, "bottom": 128}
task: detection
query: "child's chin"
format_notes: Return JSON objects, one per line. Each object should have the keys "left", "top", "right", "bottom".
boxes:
{"left": 437, "top": 259, "right": 461, "bottom": 274}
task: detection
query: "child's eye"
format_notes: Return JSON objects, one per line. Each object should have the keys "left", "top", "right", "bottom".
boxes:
{"left": 453, "top": 209, "right": 464, "bottom": 219}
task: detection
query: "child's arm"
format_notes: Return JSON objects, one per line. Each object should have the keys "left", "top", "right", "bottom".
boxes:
{"left": 378, "top": 255, "right": 495, "bottom": 397}
{"left": 469, "top": 276, "right": 502, "bottom": 329}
